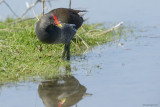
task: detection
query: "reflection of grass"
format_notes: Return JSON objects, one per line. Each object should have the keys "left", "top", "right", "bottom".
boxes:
{"left": 0, "top": 18, "right": 124, "bottom": 82}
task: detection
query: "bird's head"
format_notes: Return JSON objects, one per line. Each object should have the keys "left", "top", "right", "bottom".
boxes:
{"left": 48, "top": 14, "right": 63, "bottom": 28}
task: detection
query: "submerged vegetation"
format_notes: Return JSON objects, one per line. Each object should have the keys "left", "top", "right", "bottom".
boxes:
{"left": 0, "top": 18, "right": 124, "bottom": 82}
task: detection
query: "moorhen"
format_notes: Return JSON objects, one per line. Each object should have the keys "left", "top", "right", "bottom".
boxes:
{"left": 35, "top": 8, "right": 86, "bottom": 60}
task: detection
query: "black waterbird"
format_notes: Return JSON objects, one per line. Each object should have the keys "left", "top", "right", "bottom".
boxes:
{"left": 35, "top": 8, "right": 86, "bottom": 60}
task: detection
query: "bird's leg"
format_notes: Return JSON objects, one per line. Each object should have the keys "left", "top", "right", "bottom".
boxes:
{"left": 66, "top": 42, "right": 70, "bottom": 60}
{"left": 62, "top": 44, "right": 67, "bottom": 59}
{"left": 62, "top": 42, "right": 71, "bottom": 60}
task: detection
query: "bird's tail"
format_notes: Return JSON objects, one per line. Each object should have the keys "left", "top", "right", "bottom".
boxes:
{"left": 77, "top": 10, "right": 87, "bottom": 17}
{"left": 78, "top": 10, "right": 88, "bottom": 12}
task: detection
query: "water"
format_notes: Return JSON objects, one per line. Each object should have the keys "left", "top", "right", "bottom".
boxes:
{"left": 0, "top": 0, "right": 160, "bottom": 107}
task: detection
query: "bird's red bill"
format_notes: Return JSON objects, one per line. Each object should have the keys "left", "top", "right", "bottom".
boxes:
{"left": 53, "top": 14, "right": 62, "bottom": 27}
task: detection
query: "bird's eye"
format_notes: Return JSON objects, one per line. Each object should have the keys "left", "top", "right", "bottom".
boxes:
{"left": 49, "top": 16, "right": 52, "bottom": 20}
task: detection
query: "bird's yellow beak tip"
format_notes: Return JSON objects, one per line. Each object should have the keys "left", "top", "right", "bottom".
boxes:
{"left": 58, "top": 24, "right": 63, "bottom": 27}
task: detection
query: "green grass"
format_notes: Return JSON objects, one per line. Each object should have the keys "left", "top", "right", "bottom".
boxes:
{"left": 0, "top": 18, "right": 124, "bottom": 82}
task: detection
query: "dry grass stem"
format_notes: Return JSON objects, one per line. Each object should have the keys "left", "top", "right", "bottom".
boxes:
{"left": 97, "top": 22, "right": 123, "bottom": 36}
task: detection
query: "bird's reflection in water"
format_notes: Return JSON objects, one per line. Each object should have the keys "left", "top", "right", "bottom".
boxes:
{"left": 38, "top": 64, "right": 91, "bottom": 107}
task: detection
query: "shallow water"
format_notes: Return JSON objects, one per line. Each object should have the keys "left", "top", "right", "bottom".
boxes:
{"left": 0, "top": 0, "right": 160, "bottom": 107}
